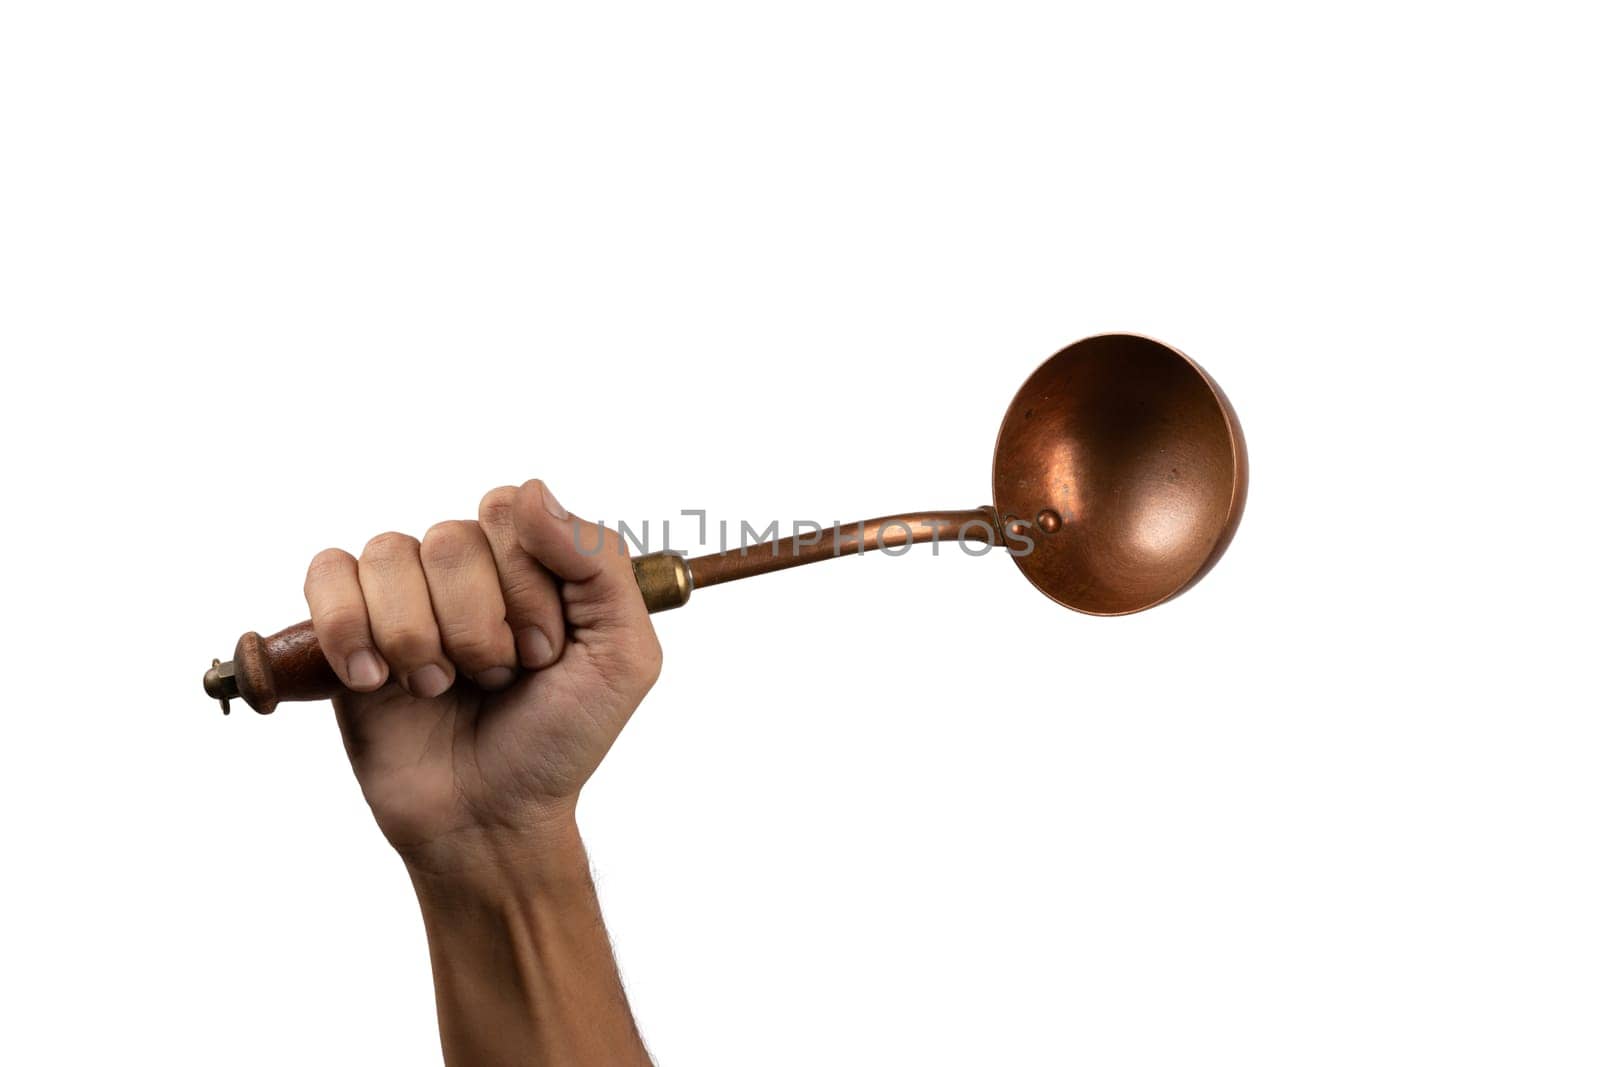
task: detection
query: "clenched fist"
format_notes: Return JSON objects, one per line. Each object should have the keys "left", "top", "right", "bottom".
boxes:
{"left": 303, "top": 479, "right": 662, "bottom": 874}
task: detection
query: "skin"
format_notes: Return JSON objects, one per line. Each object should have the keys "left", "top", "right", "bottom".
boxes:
{"left": 304, "top": 478, "right": 660, "bottom": 1066}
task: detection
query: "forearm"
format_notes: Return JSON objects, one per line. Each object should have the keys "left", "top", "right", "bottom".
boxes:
{"left": 406, "top": 820, "right": 651, "bottom": 1067}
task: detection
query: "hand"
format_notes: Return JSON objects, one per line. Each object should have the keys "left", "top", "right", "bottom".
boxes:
{"left": 303, "top": 479, "right": 663, "bottom": 875}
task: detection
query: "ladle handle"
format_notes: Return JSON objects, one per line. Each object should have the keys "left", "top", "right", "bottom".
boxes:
{"left": 204, "top": 507, "right": 1000, "bottom": 714}
{"left": 209, "top": 553, "right": 692, "bottom": 713}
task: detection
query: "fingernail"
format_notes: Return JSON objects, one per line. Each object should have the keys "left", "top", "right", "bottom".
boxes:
{"left": 475, "top": 666, "right": 516, "bottom": 690}
{"left": 406, "top": 664, "right": 452, "bottom": 699}
{"left": 539, "top": 481, "right": 567, "bottom": 520}
{"left": 517, "top": 627, "right": 556, "bottom": 668}
{"left": 347, "top": 649, "right": 384, "bottom": 689}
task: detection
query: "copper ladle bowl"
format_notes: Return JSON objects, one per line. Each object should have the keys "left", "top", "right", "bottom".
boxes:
{"left": 203, "top": 332, "right": 1247, "bottom": 714}
{"left": 993, "top": 333, "right": 1248, "bottom": 615}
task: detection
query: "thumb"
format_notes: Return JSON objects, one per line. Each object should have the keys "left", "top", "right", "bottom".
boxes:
{"left": 512, "top": 479, "right": 647, "bottom": 633}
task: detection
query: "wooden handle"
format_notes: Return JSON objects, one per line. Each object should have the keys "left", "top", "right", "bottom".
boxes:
{"left": 225, "top": 622, "right": 341, "bottom": 714}
{"left": 204, "top": 553, "right": 693, "bottom": 714}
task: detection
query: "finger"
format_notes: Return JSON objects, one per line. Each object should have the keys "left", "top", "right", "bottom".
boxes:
{"left": 479, "top": 486, "right": 567, "bottom": 669}
{"left": 358, "top": 532, "right": 454, "bottom": 699}
{"left": 304, "top": 548, "right": 388, "bottom": 692}
{"left": 420, "top": 520, "right": 519, "bottom": 689}
{"left": 511, "top": 479, "right": 648, "bottom": 634}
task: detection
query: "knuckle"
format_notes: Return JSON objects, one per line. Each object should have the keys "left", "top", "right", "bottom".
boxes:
{"left": 500, "top": 571, "right": 555, "bottom": 613}
{"left": 362, "top": 531, "right": 420, "bottom": 564}
{"left": 304, "top": 547, "right": 355, "bottom": 590}
{"left": 316, "top": 606, "right": 370, "bottom": 647}
{"left": 375, "top": 625, "right": 436, "bottom": 665}
{"left": 438, "top": 620, "right": 505, "bottom": 667}
{"left": 478, "top": 486, "right": 519, "bottom": 527}
{"left": 420, "top": 520, "right": 480, "bottom": 568}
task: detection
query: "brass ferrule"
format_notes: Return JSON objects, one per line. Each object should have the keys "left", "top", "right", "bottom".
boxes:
{"left": 631, "top": 551, "right": 694, "bottom": 613}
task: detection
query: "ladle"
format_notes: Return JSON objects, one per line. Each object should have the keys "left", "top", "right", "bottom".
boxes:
{"left": 203, "top": 333, "right": 1247, "bottom": 714}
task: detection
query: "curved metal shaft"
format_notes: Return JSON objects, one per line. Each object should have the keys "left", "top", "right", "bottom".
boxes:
{"left": 687, "top": 507, "right": 1000, "bottom": 589}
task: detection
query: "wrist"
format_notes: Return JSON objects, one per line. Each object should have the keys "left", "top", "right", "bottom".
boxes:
{"left": 401, "top": 805, "right": 589, "bottom": 903}
{"left": 402, "top": 805, "right": 652, "bottom": 1066}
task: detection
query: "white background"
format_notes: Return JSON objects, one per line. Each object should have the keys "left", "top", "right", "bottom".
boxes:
{"left": 2, "top": 3, "right": 1596, "bottom": 1064}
